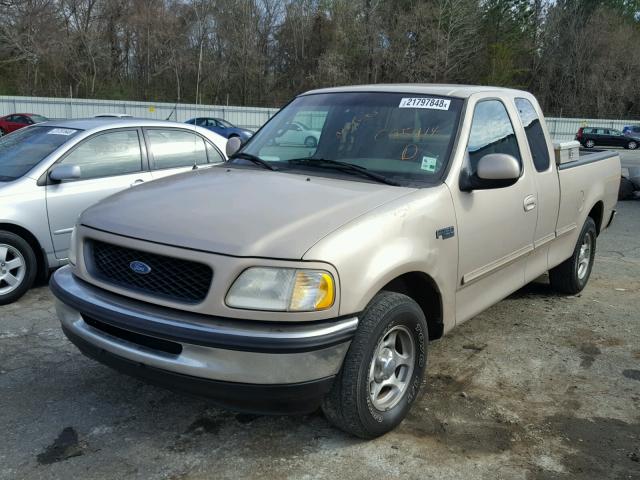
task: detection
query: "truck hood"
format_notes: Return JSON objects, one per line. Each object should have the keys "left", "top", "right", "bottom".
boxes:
{"left": 80, "top": 167, "right": 415, "bottom": 259}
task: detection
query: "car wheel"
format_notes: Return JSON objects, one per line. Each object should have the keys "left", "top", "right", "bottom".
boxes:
{"left": 619, "top": 176, "right": 635, "bottom": 200}
{"left": 627, "top": 141, "right": 638, "bottom": 150}
{"left": 549, "top": 217, "right": 596, "bottom": 295}
{"left": 0, "top": 128, "right": 5, "bottom": 137}
{"left": 321, "top": 291, "right": 428, "bottom": 438}
{"left": 304, "top": 136, "right": 317, "bottom": 148}
{"left": 0, "top": 231, "right": 38, "bottom": 305}
{"left": 584, "top": 139, "right": 595, "bottom": 148}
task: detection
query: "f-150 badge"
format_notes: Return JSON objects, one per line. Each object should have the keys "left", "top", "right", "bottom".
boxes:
{"left": 436, "top": 226, "right": 455, "bottom": 240}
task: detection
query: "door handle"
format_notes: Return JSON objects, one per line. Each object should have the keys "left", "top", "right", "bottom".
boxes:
{"left": 130, "top": 179, "right": 145, "bottom": 187}
{"left": 524, "top": 194, "right": 537, "bottom": 212}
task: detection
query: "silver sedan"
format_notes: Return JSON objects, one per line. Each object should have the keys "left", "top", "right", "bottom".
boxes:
{"left": 0, "top": 118, "right": 227, "bottom": 304}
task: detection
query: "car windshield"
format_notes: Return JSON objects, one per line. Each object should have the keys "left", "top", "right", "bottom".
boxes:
{"left": 0, "top": 126, "right": 81, "bottom": 181}
{"left": 217, "top": 119, "right": 234, "bottom": 128}
{"left": 29, "top": 114, "right": 48, "bottom": 123}
{"left": 240, "top": 92, "right": 463, "bottom": 184}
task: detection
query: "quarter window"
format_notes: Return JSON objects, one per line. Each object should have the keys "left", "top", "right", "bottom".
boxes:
{"left": 467, "top": 100, "right": 522, "bottom": 174}
{"left": 515, "top": 98, "right": 550, "bottom": 172}
{"left": 206, "top": 142, "right": 224, "bottom": 163}
{"left": 146, "top": 129, "right": 208, "bottom": 169}
{"left": 60, "top": 130, "right": 142, "bottom": 180}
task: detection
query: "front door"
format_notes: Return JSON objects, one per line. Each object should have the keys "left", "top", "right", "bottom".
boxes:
{"left": 46, "top": 129, "right": 151, "bottom": 258}
{"left": 449, "top": 98, "right": 538, "bottom": 324}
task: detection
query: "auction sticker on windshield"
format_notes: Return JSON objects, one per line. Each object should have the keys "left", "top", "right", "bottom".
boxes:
{"left": 47, "top": 128, "right": 77, "bottom": 136}
{"left": 399, "top": 97, "right": 450, "bottom": 110}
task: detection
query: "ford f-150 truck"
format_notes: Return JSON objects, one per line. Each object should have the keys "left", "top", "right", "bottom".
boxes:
{"left": 50, "top": 85, "right": 620, "bottom": 438}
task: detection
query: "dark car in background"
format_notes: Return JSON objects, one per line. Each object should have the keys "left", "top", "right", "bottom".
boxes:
{"left": 622, "top": 125, "right": 640, "bottom": 138}
{"left": 576, "top": 127, "right": 638, "bottom": 149}
{"left": 185, "top": 117, "right": 253, "bottom": 141}
{"left": 0, "top": 113, "right": 48, "bottom": 136}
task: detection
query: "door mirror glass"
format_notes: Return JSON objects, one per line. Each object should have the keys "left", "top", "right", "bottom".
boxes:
{"left": 50, "top": 164, "right": 81, "bottom": 181}
{"left": 226, "top": 136, "right": 242, "bottom": 157}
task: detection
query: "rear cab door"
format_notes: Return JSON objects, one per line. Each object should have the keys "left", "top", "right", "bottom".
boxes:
{"left": 144, "top": 127, "right": 225, "bottom": 180}
{"left": 513, "top": 96, "right": 560, "bottom": 283}
{"left": 45, "top": 128, "right": 152, "bottom": 259}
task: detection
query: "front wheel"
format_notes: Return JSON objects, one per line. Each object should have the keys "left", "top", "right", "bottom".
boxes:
{"left": 322, "top": 291, "right": 428, "bottom": 438}
{"left": 627, "top": 140, "right": 638, "bottom": 150}
{"left": 0, "top": 231, "right": 38, "bottom": 305}
{"left": 304, "top": 136, "right": 317, "bottom": 148}
{"left": 549, "top": 217, "right": 596, "bottom": 294}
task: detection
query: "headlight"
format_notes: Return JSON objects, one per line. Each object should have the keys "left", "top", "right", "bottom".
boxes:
{"left": 226, "top": 267, "right": 335, "bottom": 311}
{"left": 68, "top": 227, "right": 77, "bottom": 266}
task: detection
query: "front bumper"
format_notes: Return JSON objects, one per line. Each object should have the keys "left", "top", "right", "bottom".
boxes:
{"left": 51, "top": 266, "right": 357, "bottom": 413}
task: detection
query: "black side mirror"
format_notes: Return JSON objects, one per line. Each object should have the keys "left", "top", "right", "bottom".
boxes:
{"left": 460, "top": 153, "right": 520, "bottom": 191}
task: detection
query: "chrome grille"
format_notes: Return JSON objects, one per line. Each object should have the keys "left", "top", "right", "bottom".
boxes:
{"left": 87, "top": 240, "right": 212, "bottom": 303}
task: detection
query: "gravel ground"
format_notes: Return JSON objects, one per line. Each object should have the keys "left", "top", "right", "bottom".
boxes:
{"left": 1, "top": 203, "right": 639, "bottom": 480}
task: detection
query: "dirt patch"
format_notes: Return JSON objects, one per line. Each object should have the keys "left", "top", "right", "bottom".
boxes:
{"left": 578, "top": 343, "right": 601, "bottom": 369}
{"left": 36, "top": 427, "right": 84, "bottom": 465}
{"left": 401, "top": 374, "right": 530, "bottom": 455}
{"left": 623, "top": 369, "right": 640, "bottom": 381}
{"left": 529, "top": 416, "right": 640, "bottom": 480}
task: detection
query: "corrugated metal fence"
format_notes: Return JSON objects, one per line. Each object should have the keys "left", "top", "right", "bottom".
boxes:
{"left": 0, "top": 95, "right": 279, "bottom": 131}
{"left": 1, "top": 95, "right": 639, "bottom": 140}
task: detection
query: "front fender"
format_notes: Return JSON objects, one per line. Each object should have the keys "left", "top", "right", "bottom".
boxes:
{"left": 303, "top": 185, "right": 458, "bottom": 334}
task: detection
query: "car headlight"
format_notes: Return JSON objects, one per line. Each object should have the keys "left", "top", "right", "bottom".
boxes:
{"left": 68, "top": 226, "right": 77, "bottom": 266}
{"left": 226, "top": 267, "right": 335, "bottom": 311}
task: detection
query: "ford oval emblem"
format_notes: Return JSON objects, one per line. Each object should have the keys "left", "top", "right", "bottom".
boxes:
{"left": 129, "top": 260, "right": 152, "bottom": 275}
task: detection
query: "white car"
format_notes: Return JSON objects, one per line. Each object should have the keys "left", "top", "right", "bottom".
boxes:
{"left": 274, "top": 121, "right": 321, "bottom": 147}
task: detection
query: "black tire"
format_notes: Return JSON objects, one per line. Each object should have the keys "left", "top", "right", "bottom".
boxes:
{"left": 0, "top": 128, "right": 5, "bottom": 137}
{"left": 584, "top": 139, "right": 595, "bottom": 148}
{"left": 321, "top": 291, "right": 428, "bottom": 438}
{"left": 627, "top": 140, "right": 638, "bottom": 150}
{"left": 549, "top": 217, "right": 597, "bottom": 294}
{"left": 0, "top": 231, "right": 37, "bottom": 305}
{"left": 304, "top": 136, "right": 317, "bottom": 148}
{"left": 619, "top": 176, "right": 635, "bottom": 200}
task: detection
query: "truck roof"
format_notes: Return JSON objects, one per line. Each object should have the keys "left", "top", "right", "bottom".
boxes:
{"left": 301, "top": 84, "right": 529, "bottom": 99}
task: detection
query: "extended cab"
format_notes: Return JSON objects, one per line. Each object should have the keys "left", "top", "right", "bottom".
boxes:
{"left": 50, "top": 86, "right": 620, "bottom": 438}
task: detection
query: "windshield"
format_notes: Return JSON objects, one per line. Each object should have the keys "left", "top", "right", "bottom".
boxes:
{"left": 0, "top": 126, "right": 81, "bottom": 181}
{"left": 241, "top": 92, "right": 463, "bottom": 184}
{"left": 217, "top": 119, "right": 234, "bottom": 128}
{"left": 29, "top": 114, "right": 48, "bottom": 123}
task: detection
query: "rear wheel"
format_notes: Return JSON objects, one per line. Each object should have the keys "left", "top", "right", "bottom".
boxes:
{"left": 0, "top": 128, "right": 5, "bottom": 137}
{"left": 627, "top": 140, "right": 638, "bottom": 150}
{"left": 304, "top": 136, "right": 317, "bottom": 148}
{"left": 0, "top": 231, "right": 37, "bottom": 305}
{"left": 584, "top": 139, "right": 595, "bottom": 148}
{"left": 321, "top": 291, "right": 428, "bottom": 438}
{"left": 549, "top": 217, "right": 596, "bottom": 294}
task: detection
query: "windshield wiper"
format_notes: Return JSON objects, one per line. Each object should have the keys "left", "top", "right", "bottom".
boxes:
{"left": 228, "top": 152, "right": 277, "bottom": 171}
{"left": 287, "top": 158, "right": 399, "bottom": 186}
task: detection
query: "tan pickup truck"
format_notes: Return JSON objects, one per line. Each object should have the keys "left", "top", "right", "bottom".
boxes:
{"left": 51, "top": 85, "right": 620, "bottom": 438}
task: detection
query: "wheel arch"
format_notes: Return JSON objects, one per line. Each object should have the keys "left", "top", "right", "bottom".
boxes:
{"left": 587, "top": 201, "right": 604, "bottom": 235}
{"left": 0, "top": 223, "right": 47, "bottom": 279}
{"left": 380, "top": 271, "right": 444, "bottom": 340}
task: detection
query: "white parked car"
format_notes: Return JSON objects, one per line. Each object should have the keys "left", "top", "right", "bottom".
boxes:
{"left": 274, "top": 121, "right": 321, "bottom": 147}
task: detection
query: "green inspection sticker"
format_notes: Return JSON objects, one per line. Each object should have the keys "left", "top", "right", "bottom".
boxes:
{"left": 421, "top": 156, "right": 438, "bottom": 172}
